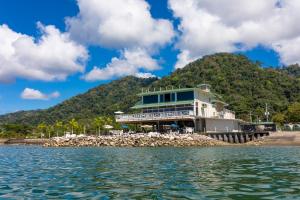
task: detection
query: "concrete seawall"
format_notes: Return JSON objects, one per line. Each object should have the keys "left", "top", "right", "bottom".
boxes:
{"left": 206, "top": 132, "right": 270, "bottom": 144}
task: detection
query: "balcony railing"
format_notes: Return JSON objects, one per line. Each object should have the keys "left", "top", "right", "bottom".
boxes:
{"left": 116, "top": 109, "right": 236, "bottom": 122}
{"left": 116, "top": 110, "right": 195, "bottom": 122}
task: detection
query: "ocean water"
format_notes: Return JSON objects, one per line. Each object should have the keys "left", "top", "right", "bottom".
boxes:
{"left": 0, "top": 146, "right": 300, "bottom": 199}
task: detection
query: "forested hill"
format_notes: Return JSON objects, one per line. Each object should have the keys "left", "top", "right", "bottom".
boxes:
{"left": 151, "top": 53, "right": 300, "bottom": 120}
{"left": 0, "top": 53, "right": 300, "bottom": 125}
{"left": 279, "top": 64, "right": 300, "bottom": 79}
{"left": 0, "top": 77, "right": 157, "bottom": 125}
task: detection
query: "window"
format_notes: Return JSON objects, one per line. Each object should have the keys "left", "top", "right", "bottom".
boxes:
{"left": 171, "top": 93, "right": 175, "bottom": 101}
{"left": 143, "top": 95, "right": 158, "bottom": 104}
{"left": 159, "top": 93, "right": 175, "bottom": 102}
{"left": 164, "top": 93, "right": 171, "bottom": 102}
{"left": 177, "top": 91, "right": 194, "bottom": 101}
{"left": 159, "top": 94, "right": 164, "bottom": 102}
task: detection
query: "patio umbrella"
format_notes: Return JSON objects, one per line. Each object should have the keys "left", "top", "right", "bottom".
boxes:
{"left": 121, "top": 125, "right": 129, "bottom": 129}
{"left": 114, "top": 111, "right": 124, "bottom": 114}
{"left": 141, "top": 125, "right": 152, "bottom": 129}
{"left": 171, "top": 124, "right": 179, "bottom": 128}
{"left": 104, "top": 125, "right": 113, "bottom": 129}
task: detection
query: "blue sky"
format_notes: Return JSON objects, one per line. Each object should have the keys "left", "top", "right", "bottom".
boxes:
{"left": 0, "top": 0, "right": 296, "bottom": 114}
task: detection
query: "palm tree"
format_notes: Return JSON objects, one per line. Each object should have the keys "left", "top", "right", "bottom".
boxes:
{"left": 94, "top": 117, "right": 105, "bottom": 136}
{"left": 54, "top": 121, "right": 63, "bottom": 137}
{"left": 69, "top": 118, "right": 79, "bottom": 135}
{"left": 104, "top": 116, "right": 113, "bottom": 126}
{"left": 46, "top": 125, "right": 53, "bottom": 138}
{"left": 37, "top": 122, "right": 46, "bottom": 138}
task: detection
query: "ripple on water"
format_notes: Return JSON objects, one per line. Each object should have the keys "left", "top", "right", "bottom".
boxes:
{"left": 0, "top": 146, "right": 300, "bottom": 199}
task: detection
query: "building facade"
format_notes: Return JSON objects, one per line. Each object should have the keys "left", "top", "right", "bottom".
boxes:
{"left": 116, "top": 84, "right": 243, "bottom": 133}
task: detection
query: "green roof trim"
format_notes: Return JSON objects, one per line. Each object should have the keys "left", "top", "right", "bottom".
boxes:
{"left": 131, "top": 100, "right": 194, "bottom": 109}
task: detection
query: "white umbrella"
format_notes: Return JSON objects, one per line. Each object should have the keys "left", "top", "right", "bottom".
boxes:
{"left": 104, "top": 125, "right": 113, "bottom": 129}
{"left": 141, "top": 125, "right": 152, "bottom": 129}
{"left": 114, "top": 111, "right": 124, "bottom": 114}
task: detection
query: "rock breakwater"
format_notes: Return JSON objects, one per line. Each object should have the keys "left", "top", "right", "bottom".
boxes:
{"left": 44, "top": 133, "right": 227, "bottom": 147}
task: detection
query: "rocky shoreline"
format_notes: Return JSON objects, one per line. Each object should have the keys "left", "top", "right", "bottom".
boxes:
{"left": 44, "top": 133, "right": 227, "bottom": 147}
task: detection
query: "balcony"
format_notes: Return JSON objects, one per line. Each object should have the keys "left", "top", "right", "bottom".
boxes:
{"left": 116, "top": 110, "right": 195, "bottom": 122}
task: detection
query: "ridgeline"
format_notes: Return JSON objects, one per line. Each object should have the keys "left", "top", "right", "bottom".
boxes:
{"left": 1, "top": 53, "right": 300, "bottom": 125}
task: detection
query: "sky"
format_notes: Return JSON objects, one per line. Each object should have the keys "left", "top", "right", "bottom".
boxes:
{"left": 0, "top": 0, "right": 298, "bottom": 114}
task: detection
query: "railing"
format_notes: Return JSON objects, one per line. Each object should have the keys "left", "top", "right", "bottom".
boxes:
{"left": 216, "top": 109, "right": 235, "bottom": 119}
{"left": 116, "top": 110, "right": 195, "bottom": 122}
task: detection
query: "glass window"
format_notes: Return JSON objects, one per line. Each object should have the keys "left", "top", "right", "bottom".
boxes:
{"left": 164, "top": 93, "right": 171, "bottom": 102}
{"left": 159, "top": 94, "right": 164, "bottom": 102}
{"left": 143, "top": 95, "right": 158, "bottom": 104}
{"left": 177, "top": 91, "right": 194, "bottom": 101}
{"left": 171, "top": 93, "right": 175, "bottom": 102}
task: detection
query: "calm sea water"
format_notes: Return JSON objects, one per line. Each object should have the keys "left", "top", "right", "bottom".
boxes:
{"left": 0, "top": 146, "right": 300, "bottom": 199}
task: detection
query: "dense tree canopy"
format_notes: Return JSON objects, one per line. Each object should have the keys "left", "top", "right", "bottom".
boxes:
{"left": 0, "top": 53, "right": 299, "bottom": 125}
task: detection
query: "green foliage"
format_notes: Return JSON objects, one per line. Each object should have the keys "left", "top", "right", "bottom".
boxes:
{"left": 68, "top": 118, "right": 79, "bottom": 134}
{"left": 0, "top": 53, "right": 300, "bottom": 127}
{"left": 279, "top": 64, "right": 300, "bottom": 79}
{"left": 287, "top": 102, "right": 300, "bottom": 122}
{"left": 272, "top": 113, "right": 286, "bottom": 125}
{"left": 0, "top": 124, "right": 33, "bottom": 138}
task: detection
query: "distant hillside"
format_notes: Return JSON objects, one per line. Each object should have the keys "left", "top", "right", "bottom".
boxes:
{"left": 151, "top": 53, "right": 300, "bottom": 120}
{"left": 0, "top": 53, "right": 300, "bottom": 124}
{"left": 279, "top": 64, "right": 300, "bottom": 78}
{"left": 0, "top": 77, "right": 157, "bottom": 125}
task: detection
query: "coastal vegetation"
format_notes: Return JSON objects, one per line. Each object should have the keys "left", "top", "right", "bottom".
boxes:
{"left": 0, "top": 116, "right": 118, "bottom": 138}
{"left": 0, "top": 53, "right": 300, "bottom": 137}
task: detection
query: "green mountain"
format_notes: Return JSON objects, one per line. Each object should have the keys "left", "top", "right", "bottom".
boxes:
{"left": 279, "top": 64, "right": 300, "bottom": 78}
{"left": 1, "top": 53, "right": 300, "bottom": 125}
{"left": 0, "top": 77, "right": 157, "bottom": 125}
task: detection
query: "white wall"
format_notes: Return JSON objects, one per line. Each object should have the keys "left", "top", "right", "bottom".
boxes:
{"left": 194, "top": 90, "right": 217, "bottom": 118}
{"left": 205, "top": 118, "right": 239, "bottom": 132}
{"left": 194, "top": 90, "right": 235, "bottom": 119}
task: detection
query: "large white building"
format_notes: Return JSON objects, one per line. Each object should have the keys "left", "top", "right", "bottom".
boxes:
{"left": 116, "top": 84, "right": 243, "bottom": 133}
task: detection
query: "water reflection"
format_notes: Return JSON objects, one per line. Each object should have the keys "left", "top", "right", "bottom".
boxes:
{"left": 0, "top": 146, "right": 300, "bottom": 199}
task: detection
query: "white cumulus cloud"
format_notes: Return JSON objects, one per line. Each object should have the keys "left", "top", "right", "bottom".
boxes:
{"left": 67, "top": 0, "right": 175, "bottom": 80}
{"left": 169, "top": 0, "right": 300, "bottom": 68}
{"left": 135, "top": 72, "right": 157, "bottom": 79}
{"left": 0, "top": 23, "right": 88, "bottom": 83}
{"left": 83, "top": 48, "right": 160, "bottom": 81}
{"left": 21, "top": 88, "right": 60, "bottom": 100}
{"left": 66, "top": 0, "right": 175, "bottom": 50}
